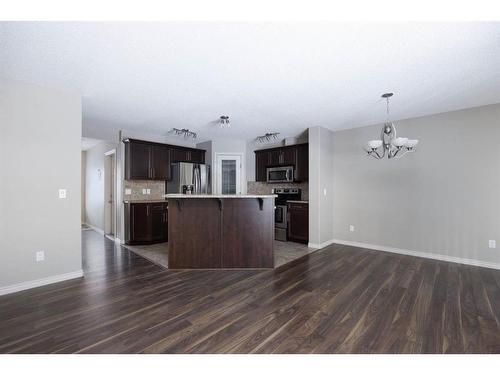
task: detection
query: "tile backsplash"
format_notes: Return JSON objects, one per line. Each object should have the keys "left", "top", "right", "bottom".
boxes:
{"left": 247, "top": 181, "right": 309, "bottom": 201}
{"left": 123, "top": 180, "right": 165, "bottom": 200}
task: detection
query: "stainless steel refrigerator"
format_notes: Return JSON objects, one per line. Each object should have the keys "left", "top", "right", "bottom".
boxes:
{"left": 167, "top": 162, "right": 211, "bottom": 194}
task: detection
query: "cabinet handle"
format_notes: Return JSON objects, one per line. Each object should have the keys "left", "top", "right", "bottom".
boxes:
{"left": 147, "top": 205, "right": 150, "bottom": 216}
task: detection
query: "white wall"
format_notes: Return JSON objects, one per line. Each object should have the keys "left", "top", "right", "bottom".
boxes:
{"left": 84, "top": 141, "right": 118, "bottom": 232}
{"left": 0, "top": 79, "right": 82, "bottom": 291}
{"left": 197, "top": 139, "right": 247, "bottom": 194}
{"left": 308, "top": 126, "right": 334, "bottom": 247}
{"left": 331, "top": 103, "right": 500, "bottom": 267}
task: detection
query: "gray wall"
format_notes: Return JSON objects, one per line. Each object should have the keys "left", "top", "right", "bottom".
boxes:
{"left": 308, "top": 126, "right": 334, "bottom": 247}
{"left": 0, "top": 79, "right": 82, "bottom": 288}
{"left": 332, "top": 103, "right": 500, "bottom": 265}
{"left": 84, "top": 141, "right": 118, "bottom": 232}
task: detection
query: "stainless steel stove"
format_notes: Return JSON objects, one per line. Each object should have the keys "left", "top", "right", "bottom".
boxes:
{"left": 272, "top": 188, "right": 301, "bottom": 241}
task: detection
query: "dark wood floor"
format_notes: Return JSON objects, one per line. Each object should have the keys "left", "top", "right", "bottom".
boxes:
{"left": 2, "top": 230, "right": 500, "bottom": 353}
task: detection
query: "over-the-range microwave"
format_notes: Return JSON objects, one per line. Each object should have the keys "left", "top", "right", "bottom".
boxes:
{"left": 267, "top": 166, "right": 294, "bottom": 183}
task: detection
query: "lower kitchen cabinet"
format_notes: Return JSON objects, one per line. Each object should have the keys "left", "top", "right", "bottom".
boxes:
{"left": 126, "top": 202, "right": 168, "bottom": 244}
{"left": 288, "top": 202, "right": 308, "bottom": 243}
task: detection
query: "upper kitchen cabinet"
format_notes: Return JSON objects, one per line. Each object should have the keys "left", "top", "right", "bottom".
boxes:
{"left": 151, "top": 144, "right": 170, "bottom": 180}
{"left": 124, "top": 138, "right": 205, "bottom": 181}
{"left": 126, "top": 140, "right": 151, "bottom": 180}
{"left": 294, "top": 143, "right": 309, "bottom": 182}
{"left": 254, "top": 143, "right": 308, "bottom": 182}
{"left": 170, "top": 147, "right": 205, "bottom": 164}
{"left": 255, "top": 151, "right": 271, "bottom": 182}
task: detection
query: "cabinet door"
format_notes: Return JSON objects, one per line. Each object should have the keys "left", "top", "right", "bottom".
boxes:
{"left": 288, "top": 203, "right": 309, "bottom": 243}
{"left": 190, "top": 149, "right": 205, "bottom": 164}
{"left": 151, "top": 144, "right": 170, "bottom": 180}
{"left": 131, "top": 203, "right": 150, "bottom": 242}
{"left": 255, "top": 151, "right": 270, "bottom": 182}
{"left": 127, "top": 142, "right": 151, "bottom": 180}
{"left": 150, "top": 204, "right": 166, "bottom": 241}
{"left": 270, "top": 149, "right": 281, "bottom": 166}
{"left": 282, "top": 147, "right": 296, "bottom": 166}
{"left": 171, "top": 148, "right": 190, "bottom": 163}
{"left": 294, "top": 144, "right": 309, "bottom": 182}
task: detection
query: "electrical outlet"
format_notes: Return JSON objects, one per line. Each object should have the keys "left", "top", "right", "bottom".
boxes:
{"left": 146, "top": 189, "right": 151, "bottom": 195}
{"left": 489, "top": 240, "right": 496, "bottom": 249}
{"left": 142, "top": 189, "right": 147, "bottom": 195}
{"left": 58, "top": 189, "right": 67, "bottom": 199}
{"left": 125, "top": 188, "right": 132, "bottom": 195}
{"left": 323, "top": 188, "right": 327, "bottom": 196}
{"left": 36, "top": 251, "right": 45, "bottom": 262}
{"left": 349, "top": 225, "right": 355, "bottom": 232}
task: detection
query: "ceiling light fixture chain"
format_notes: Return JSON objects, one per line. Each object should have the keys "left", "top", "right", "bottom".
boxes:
{"left": 364, "top": 93, "right": 419, "bottom": 159}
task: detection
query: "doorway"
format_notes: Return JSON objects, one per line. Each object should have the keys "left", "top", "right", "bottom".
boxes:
{"left": 215, "top": 153, "right": 243, "bottom": 195}
{"left": 104, "top": 149, "right": 116, "bottom": 239}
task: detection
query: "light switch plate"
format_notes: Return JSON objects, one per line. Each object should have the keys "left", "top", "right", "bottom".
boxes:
{"left": 125, "top": 188, "right": 132, "bottom": 195}
{"left": 489, "top": 240, "right": 496, "bottom": 249}
{"left": 58, "top": 189, "right": 67, "bottom": 199}
{"left": 349, "top": 225, "right": 355, "bottom": 232}
{"left": 36, "top": 251, "right": 45, "bottom": 262}
{"left": 142, "top": 189, "right": 147, "bottom": 195}
{"left": 323, "top": 188, "right": 327, "bottom": 196}
{"left": 146, "top": 189, "right": 151, "bottom": 194}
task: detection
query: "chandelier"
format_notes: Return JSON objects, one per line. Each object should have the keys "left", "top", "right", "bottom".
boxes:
{"left": 365, "top": 93, "right": 419, "bottom": 159}
{"left": 219, "top": 115, "right": 230, "bottom": 128}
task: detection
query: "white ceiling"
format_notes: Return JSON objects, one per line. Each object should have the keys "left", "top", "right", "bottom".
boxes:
{"left": 2, "top": 22, "right": 500, "bottom": 142}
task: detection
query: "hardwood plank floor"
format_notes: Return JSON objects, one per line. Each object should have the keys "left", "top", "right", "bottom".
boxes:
{"left": 1, "top": 230, "right": 500, "bottom": 353}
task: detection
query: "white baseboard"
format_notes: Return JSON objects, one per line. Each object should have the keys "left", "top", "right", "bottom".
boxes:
{"left": 332, "top": 239, "right": 500, "bottom": 270}
{"left": 83, "top": 222, "right": 104, "bottom": 235}
{"left": 0, "top": 270, "right": 84, "bottom": 296}
{"left": 114, "top": 237, "right": 123, "bottom": 245}
{"left": 308, "top": 238, "right": 336, "bottom": 249}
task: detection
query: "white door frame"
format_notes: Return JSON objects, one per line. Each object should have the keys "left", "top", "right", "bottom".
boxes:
{"left": 104, "top": 149, "right": 117, "bottom": 238}
{"left": 214, "top": 152, "right": 244, "bottom": 195}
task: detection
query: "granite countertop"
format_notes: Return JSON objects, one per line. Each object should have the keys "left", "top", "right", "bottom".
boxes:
{"left": 164, "top": 194, "right": 277, "bottom": 199}
{"left": 286, "top": 200, "right": 309, "bottom": 204}
{"left": 123, "top": 199, "right": 167, "bottom": 204}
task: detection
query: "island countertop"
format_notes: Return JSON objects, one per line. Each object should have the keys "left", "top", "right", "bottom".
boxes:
{"left": 164, "top": 194, "right": 276, "bottom": 199}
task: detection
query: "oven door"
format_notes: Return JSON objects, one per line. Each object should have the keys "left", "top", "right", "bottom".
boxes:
{"left": 275, "top": 204, "right": 287, "bottom": 229}
{"left": 267, "top": 167, "right": 293, "bottom": 183}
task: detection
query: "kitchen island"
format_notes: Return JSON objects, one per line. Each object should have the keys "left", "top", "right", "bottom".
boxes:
{"left": 164, "top": 194, "right": 276, "bottom": 269}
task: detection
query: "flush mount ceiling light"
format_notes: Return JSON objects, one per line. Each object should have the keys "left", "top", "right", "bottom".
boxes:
{"left": 219, "top": 115, "right": 230, "bottom": 128}
{"left": 172, "top": 128, "right": 197, "bottom": 139}
{"left": 257, "top": 132, "right": 280, "bottom": 143}
{"left": 365, "top": 93, "right": 419, "bottom": 159}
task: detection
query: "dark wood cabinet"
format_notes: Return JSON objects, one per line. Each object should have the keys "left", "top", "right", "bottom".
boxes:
{"left": 294, "top": 143, "right": 309, "bottom": 182}
{"left": 130, "top": 203, "right": 150, "bottom": 243}
{"left": 282, "top": 147, "right": 296, "bottom": 166}
{"left": 127, "top": 142, "right": 151, "bottom": 180}
{"left": 288, "top": 202, "right": 308, "bottom": 243}
{"left": 126, "top": 202, "right": 168, "bottom": 244}
{"left": 189, "top": 149, "right": 205, "bottom": 164}
{"left": 150, "top": 203, "right": 168, "bottom": 242}
{"left": 124, "top": 139, "right": 205, "bottom": 181}
{"left": 255, "top": 151, "right": 271, "bottom": 182}
{"left": 151, "top": 144, "right": 171, "bottom": 180}
{"left": 254, "top": 143, "right": 308, "bottom": 182}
